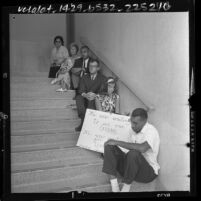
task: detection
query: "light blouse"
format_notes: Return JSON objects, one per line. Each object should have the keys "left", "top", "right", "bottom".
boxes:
{"left": 51, "top": 45, "right": 69, "bottom": 65}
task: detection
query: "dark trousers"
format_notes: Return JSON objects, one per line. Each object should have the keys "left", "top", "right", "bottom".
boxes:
{"left": 75, "top": 95, "right": 96, "bottom": 123}
{"left": 102, "top": 145, "right": 157, "bottom": 184}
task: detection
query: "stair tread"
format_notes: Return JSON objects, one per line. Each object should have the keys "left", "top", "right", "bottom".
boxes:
{"left": 12, "top": 155, "right": 102, "bottom": 173}
{"left": 12, "top": 132, "right": 79, "bottom": 145}
{"left": 12, "top": 172, "right": 109, "bottom": 193}
{"left": 12, "top": 162, "right": 103, "bottom": 186}
{"left": 11, "top": 119, "right": 81, "bottom": 135}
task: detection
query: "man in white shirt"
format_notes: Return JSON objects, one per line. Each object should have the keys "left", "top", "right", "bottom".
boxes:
{"left": 102, "top": 108, "right": 160, "bottom": 192}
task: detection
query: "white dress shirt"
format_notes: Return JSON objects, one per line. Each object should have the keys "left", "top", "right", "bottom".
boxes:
{"left": 119, "top": 122, "right": 160, "bottom": 175}
{"left": 83, "top": 58, "right": 89, "bottom": 68}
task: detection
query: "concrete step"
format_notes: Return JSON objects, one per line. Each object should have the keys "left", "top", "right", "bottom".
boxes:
{"left": 11, "top": 119, "right": 81, "bottom": 135}
{"left": 11, "top": 76, "right": 52, "bottom": 83}
{"left": 77, "top": 180, "right": 157, "bottom": 193}
{"left": 12, "top": 154, "right": 102, "bottom": 173}
{"left": 12, "top": 172, "right": 109, "bottom": 193}
{"left": 11, "top": 99, "right": 76, "bottom": 110}
{"left": 11, "top": 147, "right": 100, "bottom": 165}
{"left": 11, "top": 108, "right": 78, "bottom": 122}
{"left": 12, "top": 161, "right": 103, "bottom": 186}
{"left": 11, "top": 71, "right": 48, "bottom": 77}
{"left": 11, "top": 89, "right": 75, "bottom": 99}
{"left": 11, "top": 132, "right": 80, "bottom": 152}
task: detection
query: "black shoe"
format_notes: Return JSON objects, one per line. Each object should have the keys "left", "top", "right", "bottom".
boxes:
{"left": 75, "top": 124, "right": 82, "bottom": 132}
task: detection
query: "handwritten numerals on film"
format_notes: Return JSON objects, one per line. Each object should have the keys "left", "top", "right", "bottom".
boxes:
{"left": 17, "top": 2, "right": 172, "bottom": 14}
{"left": 59, "top": 4, "right": 83, "bottom": 12}
{"left": 125, "top": 2, "right": 171, "bottom": 12}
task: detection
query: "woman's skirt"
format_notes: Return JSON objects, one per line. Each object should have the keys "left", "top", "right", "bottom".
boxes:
{"left": 48, "top": 66, "right": 61, "bottom": 78}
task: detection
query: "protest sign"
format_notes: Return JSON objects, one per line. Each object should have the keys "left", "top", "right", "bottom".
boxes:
{"left": 76, "top": 109, "right": 131, "bottom": 153}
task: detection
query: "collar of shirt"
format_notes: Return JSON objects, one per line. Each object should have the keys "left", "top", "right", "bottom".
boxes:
{"left": 139, "top": 122, "right": 149, "bottom": 134}
{"left": 84, "top": 58, "right": 89, "bottom": 67}
{"left": 91, "top": 73, "right": 97, "bottom": 80}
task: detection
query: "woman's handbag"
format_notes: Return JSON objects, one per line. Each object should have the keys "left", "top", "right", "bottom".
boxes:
{"left": 48, "top": 65, "right": 61, "bottom": 78}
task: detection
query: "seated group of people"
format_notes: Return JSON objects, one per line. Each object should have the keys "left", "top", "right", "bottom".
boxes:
{"left": 48, "top": 35, "right": 120, "bottom": 131}
{"left": 48, "top": 36, "right": 160, "bottom": 193}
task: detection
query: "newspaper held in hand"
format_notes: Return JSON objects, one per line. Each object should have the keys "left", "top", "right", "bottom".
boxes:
{"left": 76, "top": 109, "right": 131, "bottom": 153}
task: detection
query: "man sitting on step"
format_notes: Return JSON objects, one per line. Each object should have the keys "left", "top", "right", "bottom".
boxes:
{"left": 102, "top": 108, "right": 160, "bottom": 192}
{"left": 75, "top": 59, "right": 107, "bottom": 131}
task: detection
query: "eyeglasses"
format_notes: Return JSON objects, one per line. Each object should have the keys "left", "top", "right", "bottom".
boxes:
{"left": 89, "top": 64, "right": 98, "bottom": 67}
{"left": 55, "top": 40, "right": 61, "bottom": 43}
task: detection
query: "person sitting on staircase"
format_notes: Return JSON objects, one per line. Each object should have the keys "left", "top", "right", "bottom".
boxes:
{"left": 75, "top": 59, "right": 107, "bottom": 131}
{"left": 51, "top": 43, "right": 80, "bottom": 92}
{"left": 51, "top": 57, "right": 73, "bottom": 92}
{"left": 48, "top": 36, "right": 69, "bottom": 79}
{"left": 102, "top": 108, "right": 160, "bottom": 192}
{"left": 95, "top": 77, "right": 120, "bottom": 114}
{"left": 70, "top": 46, "right": 93, "bottom": 97}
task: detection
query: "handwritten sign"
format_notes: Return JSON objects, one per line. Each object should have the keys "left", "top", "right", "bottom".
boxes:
{"left": 76, "top": 109, "right": 131, "bottom": 153}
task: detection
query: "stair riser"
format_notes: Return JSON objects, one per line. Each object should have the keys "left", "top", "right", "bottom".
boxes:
{"left": 11, "top": 109, "right": 78, "bottom": 121}
{"left": 11, "top": 133, "right": 79, "bottom": 152}
{"left": 11, "top": 120, "right": 81, "bottom": 134}
{"left": 11, "top": 141, "right": 77, "bottom": 153}
{"left": 12, "top": 163, "right": 103, "bottom": 186}
{"left": 12, "top": 156, "right": 101, "bottom": 172}
{"left": 12, "top": 147, "right": 100, "bottom": 164}
{"left": 12, "top": 133, "right": 79, "bottom": 145}
{"left": 11, "top": 99, "right": 76, "bottom": 110}
{"left": 11, "top": 92, "right": 75, "bottom": 99}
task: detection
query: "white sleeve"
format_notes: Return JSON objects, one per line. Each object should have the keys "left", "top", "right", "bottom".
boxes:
{"left": 144, "top": 130, "right": 156, "bottom": 151}
{"left": 62, "top": 46, "right": 69, "bottom": 59}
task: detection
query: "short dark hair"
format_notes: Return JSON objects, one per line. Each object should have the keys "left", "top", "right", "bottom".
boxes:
{"left": 54, "top": 36, "right": 64, "bottom": 45}
{"left": 131, "top": 108, "right": 148, "bottom": 120}
{"left": 89, "top": 58, "right": 100, "bottom": 66}
{"left": 81, "top": 45, "right": 89, "bottom": 51}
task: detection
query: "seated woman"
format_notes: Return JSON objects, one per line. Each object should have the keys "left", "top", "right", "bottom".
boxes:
{"left": 48, "top": 35, "right": 69, "bottom": 79}
{"left": 95, "top": 77, "right": 120, "bottom": 114}
{"left": 68, "top": 43, "right": 81, "bottom": 65}
{"left": 51, "top": 43, "right": 80, "bottom": 92}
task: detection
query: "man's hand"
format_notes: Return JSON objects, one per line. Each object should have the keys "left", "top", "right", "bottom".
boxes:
{"left": 86, "top": 92, "right": 97, "bottom": 101}
{"left": 104, "top": 139, "right": 118, "bottom": 146}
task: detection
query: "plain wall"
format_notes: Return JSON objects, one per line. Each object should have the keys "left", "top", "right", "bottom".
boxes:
{"left": 10, "top": 14, "right": 67, "bottom": 74}
{"left": 74, "top": 13, "right": 190, "bottom": 191}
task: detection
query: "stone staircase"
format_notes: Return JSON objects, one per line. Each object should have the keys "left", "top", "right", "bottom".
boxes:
{"left": 10, "top": 72, "right": 157, "bottom": 193}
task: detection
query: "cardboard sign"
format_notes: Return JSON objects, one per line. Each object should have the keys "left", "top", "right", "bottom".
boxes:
{"left": 76, "top": 109, "right": 131, "bottom": 153}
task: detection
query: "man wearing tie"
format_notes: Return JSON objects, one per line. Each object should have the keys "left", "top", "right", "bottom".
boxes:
{"left": 71, "top": 46, "right": 92, "bottom": 94}
{"left": 75, "top": 59, "right": 107, "bottom": 131}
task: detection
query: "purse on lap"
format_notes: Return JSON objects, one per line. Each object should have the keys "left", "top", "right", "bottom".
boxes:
{"left": 48, "top": 65, "right": 61, "bottom": 78}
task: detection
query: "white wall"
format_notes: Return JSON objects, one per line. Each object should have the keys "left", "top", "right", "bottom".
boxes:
{"left": 10, "top": 14, "right": 67, "bottom": 74}
{"left": 74, "top": 13, "right": 190, "bottom": 191}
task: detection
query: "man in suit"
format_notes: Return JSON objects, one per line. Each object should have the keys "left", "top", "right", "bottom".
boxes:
{"left": 75, "top": 58, "right": 107, "bottom": 131}
{"left": 71, "top": 46, "right": 92, "bottom": 93}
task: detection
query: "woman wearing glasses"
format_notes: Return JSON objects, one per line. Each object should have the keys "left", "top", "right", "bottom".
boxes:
{"left": 48, "top": 36, "right": 69, "bottom": 79}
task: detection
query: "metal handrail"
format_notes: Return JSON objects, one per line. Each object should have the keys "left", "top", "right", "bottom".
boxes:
{"left": 80, "top": 37, "right": 155, "bottom": 112}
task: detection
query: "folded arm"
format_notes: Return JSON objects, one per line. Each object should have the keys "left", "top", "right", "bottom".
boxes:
{"left": 105, "top": 140, "right": 151, "bottom": 153}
